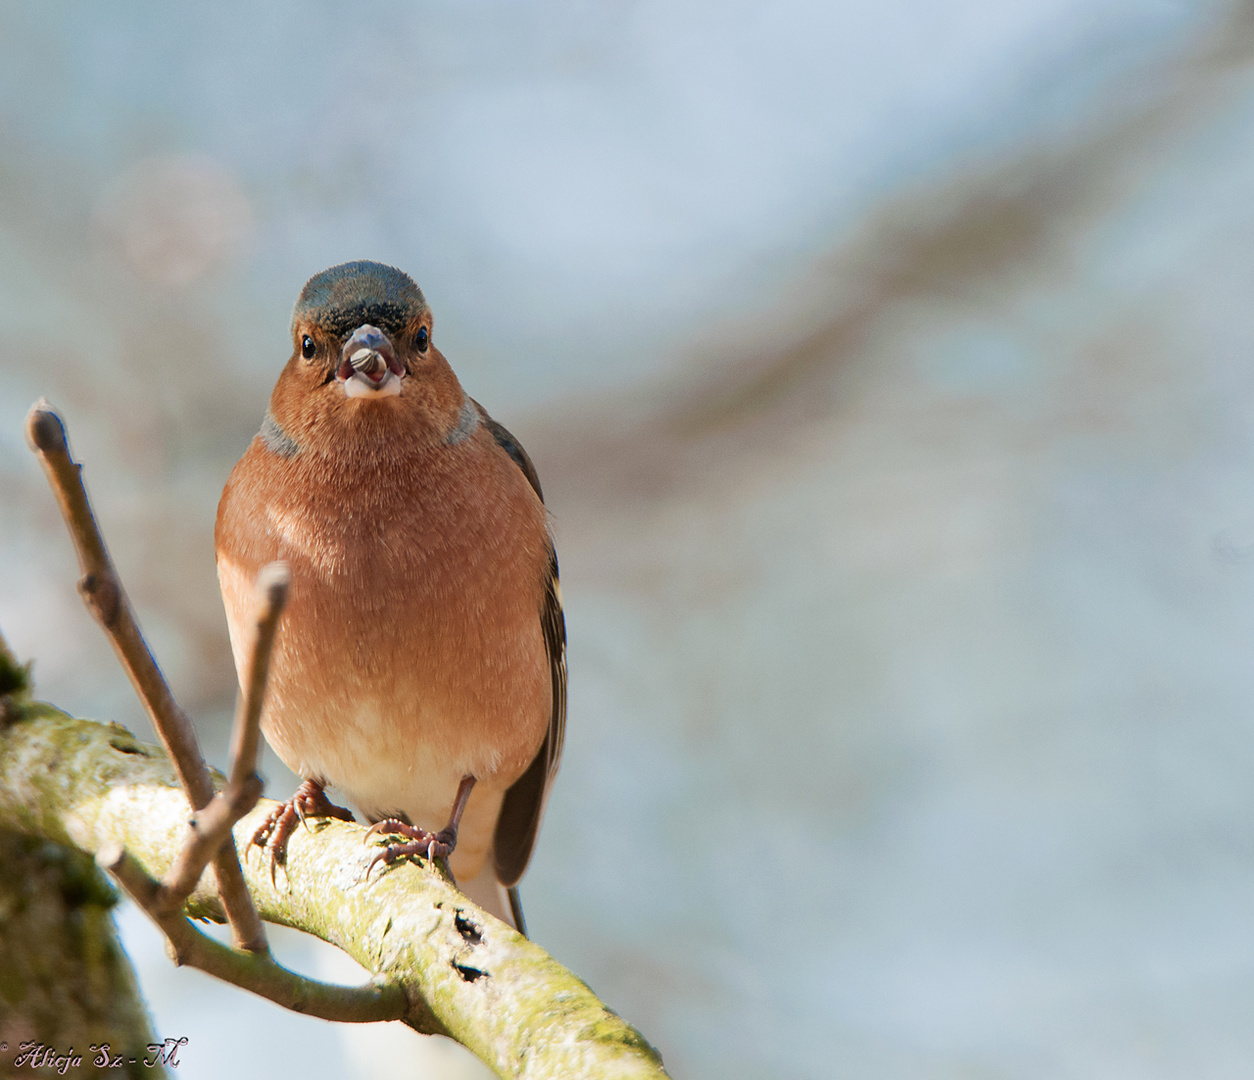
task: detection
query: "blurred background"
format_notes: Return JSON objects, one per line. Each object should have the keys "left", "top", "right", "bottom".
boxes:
{"left": 3, "top": 1, "right": 1254, "bottom": 1077}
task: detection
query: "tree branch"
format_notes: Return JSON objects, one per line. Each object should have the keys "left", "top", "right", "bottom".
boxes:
{"left": 3, "top": 610, "right": 400, "bottom": 1029}
{"left": 0, "top": 831, "right": 172, "bottom": 1078}
{"left": 0, "top": 703, "right": 670, "bottom": 1079}
{"left": 101, "top": 843, "right": 404, "bottom": 1024}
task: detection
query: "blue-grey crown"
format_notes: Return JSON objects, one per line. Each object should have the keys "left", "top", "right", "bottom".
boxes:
{"left": 292, "top": 261, "right": 427, "bottom": 338}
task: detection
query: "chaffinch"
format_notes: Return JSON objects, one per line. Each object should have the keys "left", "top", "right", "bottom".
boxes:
{"left": 215, "top": 261, "right": 566, "bottom": 932}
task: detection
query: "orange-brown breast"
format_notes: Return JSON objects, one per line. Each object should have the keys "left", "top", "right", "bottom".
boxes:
{"left": 215, "top": 414, "right": 553, "bottom": 859}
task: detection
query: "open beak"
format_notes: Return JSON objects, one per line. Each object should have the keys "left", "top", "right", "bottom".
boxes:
{"left": 337, "top": 324, "right": 405, "bottom": 398}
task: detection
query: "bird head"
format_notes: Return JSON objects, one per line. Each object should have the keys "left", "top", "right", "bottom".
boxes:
{"left": 269, "top": 261, "right": 465, "bottom": 453}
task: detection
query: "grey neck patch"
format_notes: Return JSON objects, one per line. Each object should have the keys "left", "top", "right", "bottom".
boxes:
{"left": 259, "top": 411, "right": 300, "bottom": 458}
{"left": 445, "top": 396, "right": 480, "bottom": 445}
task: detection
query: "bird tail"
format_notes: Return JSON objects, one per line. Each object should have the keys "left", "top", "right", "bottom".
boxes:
{"left": 507, "top": 886, "right": 527, "bottom": 937}
{"left": 457, "top": 862, "right": 527, "bottom": 936}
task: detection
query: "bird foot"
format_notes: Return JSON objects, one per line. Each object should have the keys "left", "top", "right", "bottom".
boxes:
{"left": 364, "top": 818, "right": 458, "bottom": 877}
{"left": 251, "top": 779, "right": 354, "bottom": 881}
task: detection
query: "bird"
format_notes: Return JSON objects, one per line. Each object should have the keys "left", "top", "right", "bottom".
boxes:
{"left": 215, "top": 260, "right": 566, "bottom": 932}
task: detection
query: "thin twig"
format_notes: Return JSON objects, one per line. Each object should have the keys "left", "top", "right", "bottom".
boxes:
{"left": 100, "top": 844, "right": 406, "bottom": 1023}
{"left": 228, "top": 561, "right": 289, "bottom": 793}
{"left": 157, "top": 773, "right": 265, "bottom": 914}
{"left": 25, "top": 400, "right": 267, "bottom": 952}
{"left": 158, "top": 563, "right": 288, "bottom": 910}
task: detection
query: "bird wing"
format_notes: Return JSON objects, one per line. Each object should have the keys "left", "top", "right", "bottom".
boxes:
{"left": 473, "top": 401, "right": 568, "bottom": 887}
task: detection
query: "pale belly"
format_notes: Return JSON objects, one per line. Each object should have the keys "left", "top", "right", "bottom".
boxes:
{"left": 218, "top": 544, "right": 550, "bottom": 879}
{"left": 263, "top": 693, "right": 509, "bottom": 879}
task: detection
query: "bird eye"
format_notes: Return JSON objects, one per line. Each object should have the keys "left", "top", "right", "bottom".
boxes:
{"left": 301, "top": 335, "right": 316, "bottom": 360}
{"left": 416, "top": 327, "right": 429, "bottom": 352}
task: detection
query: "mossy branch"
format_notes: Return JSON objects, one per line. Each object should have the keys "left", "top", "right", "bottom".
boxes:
{"left": 0, "top": 830, "right": 168, "bottom": 1080}
{"left": 0, "top": 700, "right": 669, "bottom": 1080}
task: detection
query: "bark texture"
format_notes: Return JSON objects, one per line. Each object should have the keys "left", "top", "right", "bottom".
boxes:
{"left": 0, "top": 830, "right": 167, "bottom": 1079}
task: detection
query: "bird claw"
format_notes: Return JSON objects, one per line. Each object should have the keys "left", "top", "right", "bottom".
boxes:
{"left": 363, "top": 817, "right": 409, "bottom": 844}
{"left": 250, "top": 779, "right": 354, "bottom": 881}
{"left": 364, "top": 820, "right": 458, "bottom": 878}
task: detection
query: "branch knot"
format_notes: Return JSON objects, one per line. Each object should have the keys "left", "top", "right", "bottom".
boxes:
{"left": 78, "top": 572, "right": 121, "bottom": 626}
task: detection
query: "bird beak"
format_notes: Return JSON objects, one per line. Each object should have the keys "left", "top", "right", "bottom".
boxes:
{"left": 336, "top": 324, "right": 405, "bottom": 398}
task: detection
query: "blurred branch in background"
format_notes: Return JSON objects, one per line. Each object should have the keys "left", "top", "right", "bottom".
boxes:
{"left": 0, "top": 831, "right": 167, "bottom": 1079}
{"left": 537, "top": 2, "right": 1254, "bottom": 509}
